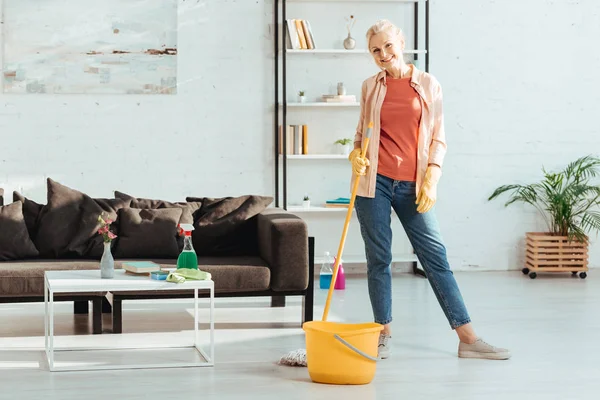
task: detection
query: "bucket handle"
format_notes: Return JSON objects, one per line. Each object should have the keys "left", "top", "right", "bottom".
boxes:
{"left": 334, "top": 334, "right": 378, "bottom": 362}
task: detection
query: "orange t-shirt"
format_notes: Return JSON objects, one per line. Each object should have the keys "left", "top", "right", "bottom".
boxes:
{"left": 377, "top": 77, "right": 422, "bottom": 182}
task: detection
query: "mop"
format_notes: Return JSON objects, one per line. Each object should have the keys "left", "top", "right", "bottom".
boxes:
{"left": 279, "top": 121, "right": 373, "bottom": 367}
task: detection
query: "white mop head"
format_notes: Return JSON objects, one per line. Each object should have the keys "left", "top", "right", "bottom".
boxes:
{"left": 278, "top": 348, "right": 307, "bottom": 367}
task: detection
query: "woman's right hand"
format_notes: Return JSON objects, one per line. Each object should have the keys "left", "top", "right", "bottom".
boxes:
{"left": 348, "top": 148, "right": 370, "bottom": 176}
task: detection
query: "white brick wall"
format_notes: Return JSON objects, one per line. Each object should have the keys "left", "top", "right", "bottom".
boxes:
{"left": 0, "top": 0, "right": 275, "bottom": 202}
{"left": 432, "top": 0, "right": 600, "bottom": 270}
{"left": 1, "top": 0, "right": 598, "bottom": 270}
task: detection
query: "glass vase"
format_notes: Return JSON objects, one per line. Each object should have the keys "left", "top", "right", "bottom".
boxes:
{"left": 100, "top": 241, "right": 115, "bottom": 279}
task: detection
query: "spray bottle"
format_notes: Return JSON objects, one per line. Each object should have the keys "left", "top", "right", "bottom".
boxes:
{"left": 177, "top": 224, "right": 198, "bottom": 270}
{"left": 334, "top": 256, "right": 345, "bottom": 290}
{"left": 319, "top": 251, "right": 334, "bottom": 289}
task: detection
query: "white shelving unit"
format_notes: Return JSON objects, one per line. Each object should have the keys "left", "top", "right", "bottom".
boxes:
{"left": 287, "top": 0, "right": 424, "bottom": 3}
{"left": 284, "top": 102, "right": 360, "bottom": 107}
{"left": 288, "top": 205, "right": 351, "bottom": 213}
{"left": 282, "top": 154, "right": 348, "bottom": 159}
{"left": 274, "top": 0, "right": 429, "bottom": 270}
{"left": 286, "top": 49, "right": 427, "bottom": 54}
{"left": 315, "top": 254, "right": 418, "bottom": 265}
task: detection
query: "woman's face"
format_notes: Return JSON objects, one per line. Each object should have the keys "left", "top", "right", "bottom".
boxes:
{"left": 369, "top": 30, "right": 404, "bottom": 71}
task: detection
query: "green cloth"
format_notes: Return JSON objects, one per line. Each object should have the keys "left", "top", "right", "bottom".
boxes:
{"left": 167, "top": 268, "right": 212, "bottom": 283}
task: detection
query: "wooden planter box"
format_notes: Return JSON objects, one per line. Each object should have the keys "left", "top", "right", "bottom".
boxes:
{"left": 523, "top": 232, "right": 589, "bottom": 279}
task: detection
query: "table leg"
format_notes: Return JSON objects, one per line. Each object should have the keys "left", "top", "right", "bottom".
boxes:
{"left": 210, "top": 285, "right": 214, "bottom": 364}
{"left": 112, "top": 298, "right": 123, "bottom": 334}
{"left": 44, "top": 277, "right": 48, "bottom": 356}
{"left": 49, "top": 289, "right": 55, "bottom": 371}
{"left": 92, "top": 298, "right": 102, "bottom": 334}
{"left": 194, "top": 288, "right": 198, "bottom": 350}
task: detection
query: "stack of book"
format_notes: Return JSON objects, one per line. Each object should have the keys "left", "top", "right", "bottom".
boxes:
{"left": 321, "top": 94, "right": 356, "bottom": 103}
{"left": 325, "top": 197, "right": 350, "bottom": 208}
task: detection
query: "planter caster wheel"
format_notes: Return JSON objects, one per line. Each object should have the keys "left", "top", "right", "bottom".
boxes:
{"left": 522, "top": 268, "right": 530, "bottom": 275}
{"left": 529, "top": 272, "right": 537, "bottom": 279}
{"left": 579, "top": 272, "right": 587, "bottom": 279}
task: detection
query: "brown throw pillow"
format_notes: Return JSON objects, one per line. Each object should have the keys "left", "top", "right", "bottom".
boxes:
{"left": 13, "top": 191, "right": 45, "bottom": 241}
{"left": 185, "top": 195, "right": 273, "bottom": 256}
{"left": 114, "top": 191, "right": 201, "bottom": 224}
{"left": 34, "top": 178, "right": 131, "bottom": 258}
{"left": 114, "top": 207, "right": 183, "bottom": 259}
{"left": 0, "top": 188, "right": 4, "bottom": 206}
{"left": 0, "top": 202, "right": 40, "bottom": 261}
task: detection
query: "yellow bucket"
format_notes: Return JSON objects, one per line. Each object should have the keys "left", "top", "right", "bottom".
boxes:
{"left": 302, "top": 321, "right": 383, "bottom": 385}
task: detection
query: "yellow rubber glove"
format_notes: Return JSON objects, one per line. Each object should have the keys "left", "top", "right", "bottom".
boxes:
{"left": 416, "top": 165, "right": 442, "bottom": 213}
{"left": 348, "top": 148, "right": 370, "bottom": 176}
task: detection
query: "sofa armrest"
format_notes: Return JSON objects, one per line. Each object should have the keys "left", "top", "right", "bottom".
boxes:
{"left": 257, "top": 208, "right": 308, "bottom": 291}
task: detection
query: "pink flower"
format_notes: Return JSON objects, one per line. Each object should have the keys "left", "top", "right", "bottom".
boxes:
{"left": 108, "top": 232, "right": 117, "bottom": 240}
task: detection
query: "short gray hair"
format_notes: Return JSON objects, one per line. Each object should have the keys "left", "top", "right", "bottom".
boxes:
{"left": 366, "top": 19, "right": 405, "bottom": 47}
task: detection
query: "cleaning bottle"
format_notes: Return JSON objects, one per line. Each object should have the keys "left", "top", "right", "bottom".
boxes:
{"left": 334, "top": 257, "right": 345, "bottom": 290}
{"left": 177, "top": 224, "right": 198, "bottom": 270}
{"left": 319, "top": 251, "right": 334, "bottom": 289}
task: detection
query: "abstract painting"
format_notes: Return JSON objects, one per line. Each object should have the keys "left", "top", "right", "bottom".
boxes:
{"left": 2, "top": 0, "right": 178, "bottom": 94}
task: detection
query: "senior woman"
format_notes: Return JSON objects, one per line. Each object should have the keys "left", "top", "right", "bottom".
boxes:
{"left": 349, "top": 20, "right": 510, "bottom": 360}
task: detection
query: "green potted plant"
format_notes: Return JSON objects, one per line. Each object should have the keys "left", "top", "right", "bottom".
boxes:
{"left": 298, "top": 90, "right": 306, "bottom": 103}
{"left": 334, "top": 138, "right": 353, "bottom": 156}
{"left": 303, "top": 194, "right": 310, "bottom": 209}
{"left": 488, "top": 155, "right": 600, "bottom": 279}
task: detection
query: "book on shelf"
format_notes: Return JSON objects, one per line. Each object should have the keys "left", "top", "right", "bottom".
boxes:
{"left": 326, "top": 197, "right": 350, "bottom": 204}
{"left": 324, "top": 203, "right": 350, "bottom": 208}
{"left": 279, "top": 124, "right": 308, "bottom": 155}
{"left": 321, "top": 94, "right": 356, "bottom": 103}
{"left": 325, "top": 197, "right": 350, "bottom": 208}
{"left": 286, "top": 19, "right": 315, "bottom": 50}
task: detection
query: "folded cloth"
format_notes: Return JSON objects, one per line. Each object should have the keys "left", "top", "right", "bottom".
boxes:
{"left": 167, "top": 268, "right": 212, "bottom": 283}
{"left": 326, "top": 197, "right": 350, "bottom": 204}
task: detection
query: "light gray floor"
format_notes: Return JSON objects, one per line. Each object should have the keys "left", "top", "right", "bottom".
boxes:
{"left": 0, "top": 270, "right": 598, "bottom": 400}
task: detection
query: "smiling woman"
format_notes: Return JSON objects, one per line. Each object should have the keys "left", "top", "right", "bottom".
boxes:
{"left": 346, "top": 19, "right": 511, "bottom": 361}
{"left": 366, "top": 20, "right": 408, "bottom": 76}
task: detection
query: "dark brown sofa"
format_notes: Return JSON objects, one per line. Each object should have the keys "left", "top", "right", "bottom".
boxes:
{"left": 0, "top": 180, "right": 314, "bottom": 334}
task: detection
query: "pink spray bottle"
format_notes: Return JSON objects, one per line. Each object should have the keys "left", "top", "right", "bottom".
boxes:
{"left": 334, "top": 257, "right": 345, "bottom": 290}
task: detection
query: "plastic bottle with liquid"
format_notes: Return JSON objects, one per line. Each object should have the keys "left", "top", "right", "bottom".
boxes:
{"left": 176, "top": 224, "right": 198, "bottom": 270}
{"left": 319, "top": 251, "right": 334, "bottom": 289}
{"left": 334, "top": 257, "right": 345, "bottom": 290}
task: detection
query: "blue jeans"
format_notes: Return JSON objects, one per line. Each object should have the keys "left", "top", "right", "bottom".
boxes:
{"left": 354, "top": 174, "right": 471, "bottom": 329}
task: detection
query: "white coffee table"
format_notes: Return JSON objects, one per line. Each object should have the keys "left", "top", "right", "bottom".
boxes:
{"left": 44, "top": 269, "right": 214, "bottom": 372}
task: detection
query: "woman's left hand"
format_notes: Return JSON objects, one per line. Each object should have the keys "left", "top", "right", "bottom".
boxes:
{"left": 416, "top": 165, "right": 442, "bottom": 213}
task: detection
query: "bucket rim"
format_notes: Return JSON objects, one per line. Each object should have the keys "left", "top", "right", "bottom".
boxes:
{"left": 302, "top": 321, "right": 383, "bottom": 337}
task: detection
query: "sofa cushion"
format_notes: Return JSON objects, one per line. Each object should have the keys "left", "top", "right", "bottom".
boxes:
{"left": 12, "top": 191, "right": 45, "bottom": 241}
{"left": 0, "top": 260, "right": 107, "bottom": 297}
{"left": 114, "top": 191, "right": 202, "bottom": 225}
{"left": 34, "top": 179, "right": 131, "bottom": 258}
{"left": 185, "top": 195, "right": 273, "bottom": 256}
{"left": 111, "top": 256, "right": 271, "bottom": 294}
{"left": 0, "top": 202, "right": 40, "bottom": 261}
{"left": 114, "top": 208, "right": 183, "bottom": 259}
{"left": 0, "top": 257, "right": 271, "bottom": 297}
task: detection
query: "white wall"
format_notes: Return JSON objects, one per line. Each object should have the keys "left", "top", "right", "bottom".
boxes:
{"left": 0, "top": 0, "right": 274, "bottom": 202}
{"left": 432, "top": 0, "right": 600, "bottom": 271}
{"left": 1, "top": 0, "right": 598, "bottom": 270}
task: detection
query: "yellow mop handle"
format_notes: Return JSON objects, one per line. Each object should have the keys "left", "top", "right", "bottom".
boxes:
{"left": 321, "top": 121, "right": 373, "bottom": 321}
